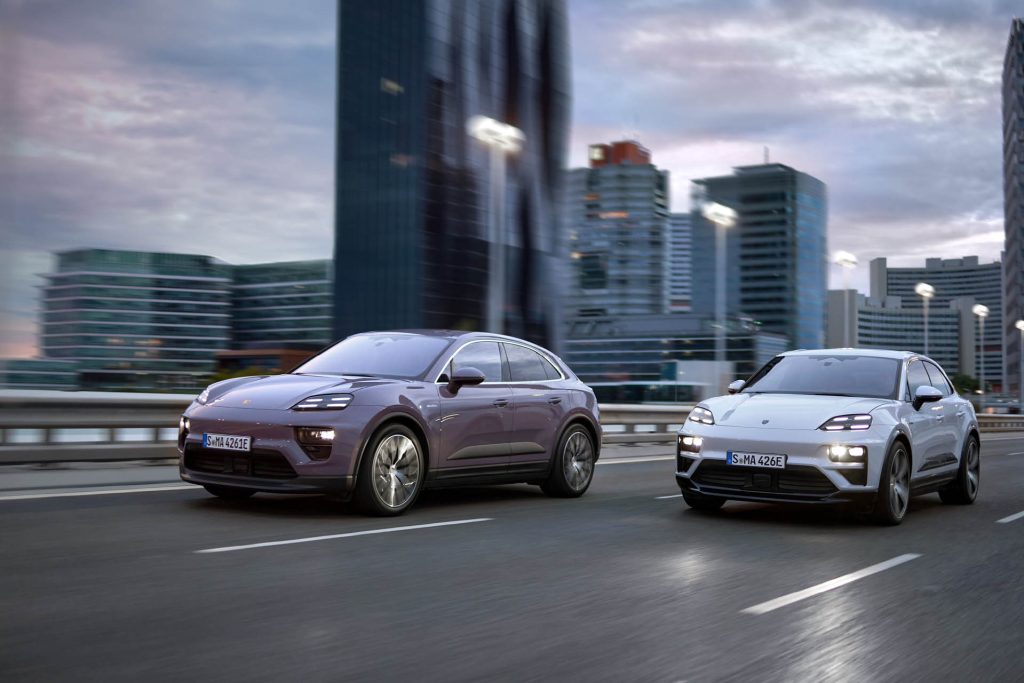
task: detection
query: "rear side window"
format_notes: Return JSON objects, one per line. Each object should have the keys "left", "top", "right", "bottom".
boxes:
{"left": 451, "top": 342, "right": 503, "bottom": 382}
{"left": 923, "top": 361, "right": 953, "bottom": 397}
{"left": 504, "top": 343, "right": 560, "bottom": 382}
{"left": 906, "top": 360, "right": 931, "bottom": 398}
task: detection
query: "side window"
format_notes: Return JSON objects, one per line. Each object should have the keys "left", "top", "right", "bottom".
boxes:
{"left": 451, "top": 342, "right": 503, "bottom": 382}
{"left": 505, "top": 344, "right": 551, "bottom": 382}
{"left": 906, "top": 360, "right": 931, "bottom": 399}
{"left": 923, "top": 362, "right": 953, "bottom": 397}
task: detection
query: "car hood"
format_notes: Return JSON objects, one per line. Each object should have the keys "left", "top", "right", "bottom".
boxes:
{"left": 202, "top": 373, "right": 405, "bottom": 410}
{"left": 700, "top": 393, "right": 890, "bottom": 430}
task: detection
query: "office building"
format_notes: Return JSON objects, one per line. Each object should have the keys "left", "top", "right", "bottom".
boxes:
{"left": 1003, "top": 18, "right": 1024, "bottom": 393}
{"left": 690, "top": 164, "right": 828, "bottom": 349}
{"left": 231, "top": 260, "right": 333, "bottom": 349}
{"left": 564, "top": 314, "right": 787, "bottom": 403}
{"left": 40, "top": 249, "right": 232, "bottom": 391}
{"left": 565, "top": 140, "right": 671, "bottom": 318}
{"left": 333, "top": 0, "right": 571, "bottom": 349}
{"left": 665, "top": 213, "right": 693, "bottom": 312}
{"left": 828, "top": 292, "right": 975, "bottom": 378}
{"left": 871, "top": 256, "right": 1002, "bottom": 389}
{"left": 0, "top": 359, "right": 79, "bottom": 390}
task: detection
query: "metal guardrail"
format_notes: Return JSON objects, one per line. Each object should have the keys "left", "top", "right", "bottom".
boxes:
{"left": 0, "top": 390, "right": 1020, "bottom": 464}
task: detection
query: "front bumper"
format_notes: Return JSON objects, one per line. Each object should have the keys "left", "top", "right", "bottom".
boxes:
{"left": 180, "top": 466, "right": 353, "bottom": 495}
{"left": 675, "top": 423, "right": 887, "bottom": 510}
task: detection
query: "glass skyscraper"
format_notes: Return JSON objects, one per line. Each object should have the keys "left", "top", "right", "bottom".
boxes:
{"left": 691, "top": 164, "right": 828, "bottom": 350}
{"left": 231, "top": 261, "right": 333, "bottom": 349}
{"left": 333, "top": 0, "right": 571, "bottom": 349}
{"left": 1003, "top": 18, "right": 1024, "bottom": 393}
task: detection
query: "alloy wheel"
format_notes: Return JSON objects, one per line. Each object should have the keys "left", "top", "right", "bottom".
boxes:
{"left": 889, "top": 446, "right": 910, "bottom": 519}
{"left": 562, "top": 431, "right": 594, "bottom": 492}
{"left": 966, "top": 439, "right": 980, "bottom": 500}
{"left": 372, "top": 434, "right": 421, "bottom": 509}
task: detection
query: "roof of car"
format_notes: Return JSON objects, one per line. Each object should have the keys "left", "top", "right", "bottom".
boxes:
{"left": 781, "top": 348, "right": 921, "bottom": 361}
{"left": 356, "top": 329, "right": 548, "bottom": 347}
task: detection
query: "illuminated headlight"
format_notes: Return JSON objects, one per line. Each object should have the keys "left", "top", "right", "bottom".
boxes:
{"left": 688, "top": 406, "right": 715, "bottom": 425}
{"left": 195, "top": 388, "right": 211, "bottom": 405}
{"left": 178, "top": 416, "right": 190, "bottom": 448}
{"left": 828, "top": 445, "right": 867, "bottom": 462}
{"left": 678, "top": 434, "right": 703, "bottom": 453}
{"left": 819, "top": 414, "right": 872, "bottom": 431}
{"left": 292, "top": 394, "right": 353, "bottom": 411}
{"left": 295, "top": 427, "right": 335, "bottom": 460}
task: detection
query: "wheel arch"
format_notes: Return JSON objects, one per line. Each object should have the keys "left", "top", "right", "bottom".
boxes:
{"left": 353, "top": 411, "right": 432, "bottom": 488}
{"left": 563, "top": 413, "right": 601, "bottom": 460}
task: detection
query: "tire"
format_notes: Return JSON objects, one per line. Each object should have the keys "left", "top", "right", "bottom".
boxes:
{"left": 353, "top": 423, "right": 425, "bottom": 516}
{"left": 939, "top": 434, "right": 980, "bottom": 505}
{"left": 682, "top": 491, "right": 725, "bottom": 511}
{"left": 541, "top": 424, "right": 596, "bottom": 498}
{"left": 872, "top": 440, "right": 911, "bottom": 525}
{"left": 203, "top": 484, "right": 255, "bottom": 501}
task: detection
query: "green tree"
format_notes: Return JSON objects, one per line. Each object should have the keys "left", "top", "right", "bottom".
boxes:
{"left": 950, "top": 373, "right": 978, "bottom": 395}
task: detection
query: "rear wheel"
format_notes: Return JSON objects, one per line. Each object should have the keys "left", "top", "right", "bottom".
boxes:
{"left": 872, "top": 441, "right": 910, "bottom": 525}
{"left": 353, "top": 424, "right": 424, "bottom": 516}
{"left": 541, "top": 425, "right": 596, "bottom": 498}
{"left": 681, "top": 491, "right": 725, "bottom": 511}
{"left": 939, "top": 435, "right": 980, "bottom": 505}
{"left": 203, "top": 484, "right": 255, "bottom": 501}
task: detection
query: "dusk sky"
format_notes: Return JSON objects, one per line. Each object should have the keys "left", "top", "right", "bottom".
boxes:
{"left": 1, "top": 0, "right": 1020, "bottom": 356}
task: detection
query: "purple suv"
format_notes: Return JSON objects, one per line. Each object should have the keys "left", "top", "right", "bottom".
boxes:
{"left": 178, "top": 331, "right": 601, "bottom": 515}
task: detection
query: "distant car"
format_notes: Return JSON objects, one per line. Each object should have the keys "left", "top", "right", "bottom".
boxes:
{"left": 179, "top": 331, "right": 601, "bottom": 515}
{"left": 675, "top": 349, "right": 980, "bottom": 525}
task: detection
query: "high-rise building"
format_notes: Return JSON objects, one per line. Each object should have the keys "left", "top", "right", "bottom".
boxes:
{"left": 231, "top": 260, "right": 333, "bottom": 349}
{"left": 871, "top": 256, "right": 1003, "bottom": 388}
{"left": 1003, "top": 18, "right": 1024, "bottom": 393}
{"left": 690, "top": 164, "right": 828, "bottom": 349}
{"left": 40, "top": 249, "right": 232, "bottom": 391}
{"left": 665, "top": 213, "right": 693, "bottom": 312}
{"left": 333, "top": 0, "right": 571, "bottom": 349}
{"left": 564, "top": 140, "right": 670, "bottom": 318}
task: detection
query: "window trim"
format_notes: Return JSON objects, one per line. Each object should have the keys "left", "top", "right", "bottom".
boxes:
{"left": 434, "top": 339, "right": 567, "bottom": 385}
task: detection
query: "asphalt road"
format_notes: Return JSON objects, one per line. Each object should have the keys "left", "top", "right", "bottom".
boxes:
{"left": 2, "top": 438, "right": 1023, "bottom": 682}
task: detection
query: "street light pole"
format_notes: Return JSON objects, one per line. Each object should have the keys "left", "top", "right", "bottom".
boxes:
{"left": 833, "top": 251, "right": 858, "bottom": 346}
{"left": 915, "top": 282, "right": 935, "bottom": 355}
{"left": 972, "top": 304, "right": 989, "bottom": 402}
{"left": 467, "top": 115, "right": 524, "bottom": 335}
{"left": 1017, "top": 320, "right": 1024, "bottom": 411}
{"left": 701, "top": 201, "right": 738, "bottom": 393}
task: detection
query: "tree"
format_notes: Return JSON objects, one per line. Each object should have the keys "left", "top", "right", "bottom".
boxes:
{"left": 950, "top": 373, "right": 978, "bottom": 395}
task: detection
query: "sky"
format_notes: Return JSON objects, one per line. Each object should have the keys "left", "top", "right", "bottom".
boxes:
{"left": 0, "top": 0, "right": 1020, "bottom": 357}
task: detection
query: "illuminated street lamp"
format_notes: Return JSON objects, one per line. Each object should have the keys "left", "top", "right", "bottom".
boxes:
{"left": 1016, "top": 320, "right": 1024, "bottom": 410}
{"left": 833, "top": 251, "right": 858, "bottom": 347}
{"left": 467, "top": 115, "right": 525, "bottom": 334}
{"left": 701, "top": 201, "right": 738, "bottom": 381}
{"left": 914, "top": 282, "right": 935, "bottom": 355}
{"left": 972, "top": 304, "right": 989, "bottom": 398}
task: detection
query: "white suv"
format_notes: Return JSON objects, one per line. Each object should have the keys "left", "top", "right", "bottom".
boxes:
{"left": 675, "top": 349, "right": 980, "bottom": 525}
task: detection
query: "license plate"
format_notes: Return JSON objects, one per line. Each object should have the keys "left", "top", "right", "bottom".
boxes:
{"left": 727, "top": 452, "right": 786, "bottom": 469}
{"left": 203, "top": 433, "right": 251, "bottom": 452}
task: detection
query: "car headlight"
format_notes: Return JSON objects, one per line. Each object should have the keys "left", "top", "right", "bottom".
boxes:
{"left": 195, "top": 388, "right": 211, "bottom": 405}
{"left": 292, "top": 394, "right": 354, "bottom": 411}
{"left": 688, "top": 406, "right": 715, "bottom": 425}
{"left": 678, "top": 434, "right": 703, "bottom": 453}
{"left": 819, "top": 414, "right": 872, "bottom": 431}
{"left": 828, "top": 445, "right": 867, "bottom": 462}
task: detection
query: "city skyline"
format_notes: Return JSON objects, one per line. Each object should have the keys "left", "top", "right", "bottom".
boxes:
{"left": 2, "top": 1, "right": 1020, "bottom": 356}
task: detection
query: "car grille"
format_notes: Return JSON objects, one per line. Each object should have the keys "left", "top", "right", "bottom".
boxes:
{"left": 184, "top": 445, "right": 297, "bottom": 479}
{"left": 693, "top": 460, "right": 836, "bottom": 498}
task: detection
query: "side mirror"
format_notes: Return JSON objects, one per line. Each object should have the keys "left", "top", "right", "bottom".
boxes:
{"left": 727, "top": 380, "right": 745, "bottom": 395}
{"left": 913, "top": 385, "right": 942, "bottom": 410}
{"left": 447, "top": 366, "right": 486, "bottom": 394}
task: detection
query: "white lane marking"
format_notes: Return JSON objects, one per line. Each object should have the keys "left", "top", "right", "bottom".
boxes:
{"left": 997, "top": 510, "right": 1024, "bottom": 524}
{"left": 655, "top": 494, "right": 682, "bottom": 499}
{"left": 598, "top": 456, "right": 674, "bottom": 465}
{"left": 195, "top": 517, "right": 494, "bottom": 554}
{"left": 740, "top": 554, "right": 922, "bottom": 615}
{"left": 0, "top": 484, "right": 197, "bottom": 501}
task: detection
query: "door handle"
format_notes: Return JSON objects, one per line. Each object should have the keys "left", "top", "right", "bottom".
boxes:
{"left": 956, "top": 411, "right": 965, "bottom": 417}
{"left": 547, "top": 397, "right": 562, "bottom": 405}
{"left": 493, "top": 399, "right": 509, "bottom": 408}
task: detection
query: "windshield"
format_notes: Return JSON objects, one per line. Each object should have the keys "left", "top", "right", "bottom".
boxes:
{"left": 743, "top": 354, "right": 902, "bottom": 399}
{"left": 294, "top": 333, "right": 452, "bottom": 379}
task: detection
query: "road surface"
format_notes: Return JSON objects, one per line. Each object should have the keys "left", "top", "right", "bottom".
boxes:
{"left": 2, "top": 438, "right": 1023, "bottom": 681}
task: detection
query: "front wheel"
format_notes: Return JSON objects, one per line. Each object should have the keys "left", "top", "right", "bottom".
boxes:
{"left": 353, "top": 424, "right": 425, "bottom": 516}
{"left": 939, "top": 435, "right": 980, "bottom": 505}
{"left": 203, "top": 484, "right": 255, "bottom": 501}
{"left": 541, "top": 425, "right": 596, "bottom": 498}
{"left": 872, "top": 441, "right": 911, "bottom": 525}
